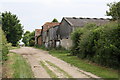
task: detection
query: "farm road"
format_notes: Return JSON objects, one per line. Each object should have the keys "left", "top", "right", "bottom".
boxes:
{"left": 10, "top": 47, "right": 99, "bottom": 79}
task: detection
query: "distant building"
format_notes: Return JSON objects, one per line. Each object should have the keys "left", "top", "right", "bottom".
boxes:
{"left": 41, "top": 22, "right": 59, "bottom": 48}
{"left": 48, "top": 25, "right": 60, "bottom": 47}
{"left": 35, "top": 29, "right": 42, "bottom": 45}
{"left": 58, "top": 17, "right": 110, "bottom": 49}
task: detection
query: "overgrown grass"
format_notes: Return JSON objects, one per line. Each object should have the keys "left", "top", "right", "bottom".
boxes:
{"left": 46, "top": 60, "right": 72, "bottom": 78}
{"left": 35, "top": 45, "right": 48, "bottom": 51}
{"left": 7, "top": 53, "right": 34, "bottom": 78}
{"left": 49, "top": 50, "right": 118, "bottom": 78}
{"left": 9, "top": 46, "right": 20, "bottom": 50}
{"left": 40, "top": 61, "right": 58, "bottom": 78}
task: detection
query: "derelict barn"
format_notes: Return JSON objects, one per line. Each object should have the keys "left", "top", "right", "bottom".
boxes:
{"left": 48, "top": 25, "right": 60, "bottom": 48}
{"left": 57, "top": 17, "right": 110, "bottom": 49}
{"left": 41, "top": 22, "right": 59, "bottom": 48}
{"left": 35, "top": 29, "right": 42, "bottom": 45}
{"left": 35, "top": 17, "right": 110, "bottom": 49}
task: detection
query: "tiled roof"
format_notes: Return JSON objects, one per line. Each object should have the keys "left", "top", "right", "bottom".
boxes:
{"left": 35, "top": 29, "right": 42, "bottom": 37}
{"left": 64, "top": 17, "right": 110, "bottom": 27}
{"left": 42, "top": 22, "right": 59, "bottom": 31}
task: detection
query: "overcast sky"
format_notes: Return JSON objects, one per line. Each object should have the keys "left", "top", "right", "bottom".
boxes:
{"left": 0, "top": 0, "right": 119, "bottom": 32}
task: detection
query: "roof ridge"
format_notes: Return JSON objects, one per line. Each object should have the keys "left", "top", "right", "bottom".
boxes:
{"left": 64, "top": 17, "right": 111, "bottom": 20}
{"left": 63, "top": 17, "right": 73, "bottom": 26}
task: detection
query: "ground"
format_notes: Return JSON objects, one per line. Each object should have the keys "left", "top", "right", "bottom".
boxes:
{"left": 10, "top": 47, "right": 99, "bottom": 78}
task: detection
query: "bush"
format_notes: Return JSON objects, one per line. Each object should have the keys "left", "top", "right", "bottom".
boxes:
{"left": 71, "top": 23, "right": 97, "bottom": 56}
{"left": 71, "top": 22, "right": 120, "bottom": 69}
{"left": 93, "top": 23, "right": 120, "bottom": 69}
{"left": 0, "top": 26, "right": 9, "bottom": 61}
{"left": 78, "top": 25, "right": 100, "bottom": 59}
{"left": 7, "top": 43, "right": 12, "bottom": 50}
{"left": 70, "top": 28, "right": 84, "bottom": 55}
{"left": 29, "top": 39, "right": 35, "bottom": 46}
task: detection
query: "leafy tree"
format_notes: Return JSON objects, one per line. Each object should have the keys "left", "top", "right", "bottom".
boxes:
{"left": 106, "top": 1, "right": 120, "bottom": 21}
{"left": 24, "top": 31, "right": 30, "bottom": 35}
{"left": 29, "top": 31, "right": 35, "bottom": 46}
{"left": 52, "top": 18, "right": 58, "bottom": 22}
{"left": 2, "top": 11, "right": 23, "bottom": 46}
{"left": 22, "top": 31, "right": 35, "bottom": 46}
{"left": 22, "top": 31, "right": 30, "bottom": 46}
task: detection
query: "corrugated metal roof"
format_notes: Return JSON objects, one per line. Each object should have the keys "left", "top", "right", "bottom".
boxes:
{"left": 64, "top": 17, "right": 110, "bottom": 27}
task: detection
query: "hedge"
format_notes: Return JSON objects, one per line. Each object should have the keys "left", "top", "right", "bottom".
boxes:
{"left": 0, "top": 26, "right": 9, "bottom": 61}
{"left": 71, "top": 22, "right": 120, "bottom": 69}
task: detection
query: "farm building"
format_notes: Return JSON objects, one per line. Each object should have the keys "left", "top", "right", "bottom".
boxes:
{"left": 48, "top": 25, "right": 60, "bottom": 48}
{"left": 41, "top": 22, "right": 59, "bottom": 48}
{"left": 58, "top": 17, "right": 110, "bottom": 49}
{"left": 35, "top": 29, "right": 42, "bottom": 45}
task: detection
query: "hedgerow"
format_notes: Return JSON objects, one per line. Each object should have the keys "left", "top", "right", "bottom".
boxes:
{"left": 0, "top": 26, "right": 9, "bottom": 61}
{"left": 71, "top": 22, "right": 120, "bottom": 69}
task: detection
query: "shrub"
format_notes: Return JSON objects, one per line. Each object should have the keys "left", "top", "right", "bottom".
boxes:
{"left": 71, "top": 22, "right": 120, "bottom": 69}
{"left": 70, "top": 28, "right": 84, "bottom": 55}
{"left": 7, "top": 43, "right": 12, "bottom": 50}
{"left": 29, "top": 39, "right": 35, "bottom": 46}
{"left": 78, "top": 25, "right": 100, "bottom": 59}
{"left": 0, "top": 26, "right": 9, "bottom": 61}
{"left": 93, "top": 23, "right": 120, "bottom": 69}
{"left": 71, "top": 23, "right": 97, "bottom": 55}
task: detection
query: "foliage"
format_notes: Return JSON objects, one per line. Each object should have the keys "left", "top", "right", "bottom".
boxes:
{"left": 7, "top": 43, "right": 12, "bottom": 50}
{"left": 22, "top": 31, "right": 31, "bottom": 46}
{"left": 93, "top": 23, "right": 120, "bottom": 69}
{"left": 52, "top": 18, "right": 58, "bottom": 22}
{"left": 70, "top": 28, "right": 84, "bottom": 55}
{"left": 2, "top": 11, "right": 23, "bottom": 46}
{"left": 106, "top": 1, "right": 120, "bottom": 21}
{"left": 71, "top": 23, "right": 97, "bottom": 55}
{"left": 22, "top": 31, "right": 35, "bottom": 46}
{"left": 28, "top": 31, "right": 35, "bottom": 46}
{"left": 0, "top": 26, "right": 9, "bottom": 61}
{"left": 71, "top": 22, "right": 120, "bottom": 69}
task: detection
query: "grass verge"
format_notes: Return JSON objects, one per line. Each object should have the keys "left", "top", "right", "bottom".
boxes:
{"left": 46, "top": 60, "right": 72, "bottom": 78}
{"left": 6, "top": 52, "right": 34, "bottom": 78}
{"left": 9, "top": 46, "right": 20, "bottom": 50}
{"left": 49, "top": 50, "right": 118, "bottom": 78}
{"left": 40, "top": 61, "right": 58, "bottom": 78}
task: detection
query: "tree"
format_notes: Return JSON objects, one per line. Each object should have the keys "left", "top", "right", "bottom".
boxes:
{"left": 24, "top": 31, "right": 30, "bottom": 35}
{"left": 22, "top": 31, "right": 35, "bottom": 46}
{"left": 29, "top": 31, "right": 35, "bottom": 46}
{"left": 52, "top": 18, "right": 58, "bottom": 22}
{"left": 106, "top": 2, "right": 120, "bottom": 21}
{"left": 22, "top": 31, "right": 30, "bottom": 46}
{"left": 2, "top": 11, "right": 23, "bottom": 46}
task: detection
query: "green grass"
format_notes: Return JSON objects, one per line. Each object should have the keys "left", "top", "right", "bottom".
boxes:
{"left": 46, "top": 60, "right": 73, "bottom": 78}
{"left": 9, "top": 46, "right": 20, "bottom": 50}
{"left": 7, "top": 53, "right": 34, "bottom": 78}
{"left": 40, "top": 61, "right": 58, "bottom": 78}
{"left": 49, "top": 50, "right": 118, "bottom": 78}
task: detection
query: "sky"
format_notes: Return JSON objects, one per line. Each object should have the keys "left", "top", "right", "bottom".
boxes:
{"left": 0, "top": 0, "right": 120, "bottom": 32}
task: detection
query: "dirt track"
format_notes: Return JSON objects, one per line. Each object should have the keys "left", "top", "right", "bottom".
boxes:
{"left": 10, "top": 47, "right": 100, "bottom": 78}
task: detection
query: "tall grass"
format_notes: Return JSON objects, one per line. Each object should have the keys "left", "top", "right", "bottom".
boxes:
{"left": 7, "top": 53, "right": 34, "bottom": 78}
